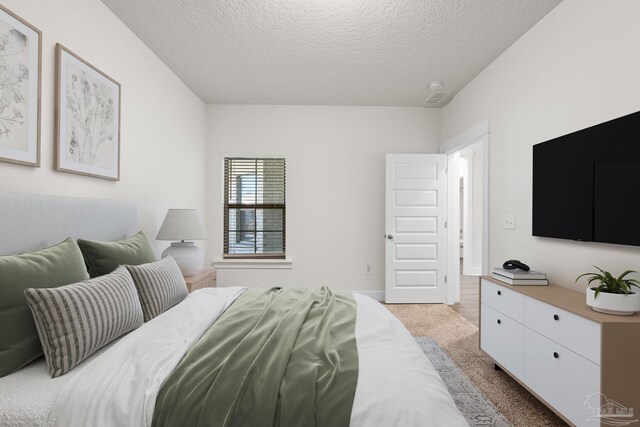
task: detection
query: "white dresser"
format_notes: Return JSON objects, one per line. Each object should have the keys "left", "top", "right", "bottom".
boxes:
{"left": 480, "top": 277, "right": 640, "bottom": 427}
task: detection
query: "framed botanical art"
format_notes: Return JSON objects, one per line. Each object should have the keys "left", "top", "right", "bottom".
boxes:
{"left": 55, "top": 44, "right": 121, "bottom": 180}
{"left": 0, "top": 5, "right": 41, "bottom": 167}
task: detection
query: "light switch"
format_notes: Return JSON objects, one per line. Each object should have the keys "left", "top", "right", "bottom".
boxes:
{"left": 504, "top": 215, "right": 516, "bottom": 230}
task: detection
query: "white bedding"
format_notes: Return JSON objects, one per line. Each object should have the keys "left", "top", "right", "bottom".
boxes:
{"left": 0, "top": 354, "right": 73, "bottom": 427}
{"left": 350, "top": 294, "right": 467, "bottom": 427}
{"left": 0, "top": 340, "right": 117, "bottom": 426}
{"left": 0, "top": 289, "right": 466, "bottom": 427}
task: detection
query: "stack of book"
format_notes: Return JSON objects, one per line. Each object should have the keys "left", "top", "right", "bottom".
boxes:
{"left": 491, "top": 267, "right": 549, "bottom": 286}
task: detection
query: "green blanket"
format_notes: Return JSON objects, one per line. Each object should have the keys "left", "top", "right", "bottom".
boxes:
{"left": 152, "top": 287, "right": 359, "bottom": 427}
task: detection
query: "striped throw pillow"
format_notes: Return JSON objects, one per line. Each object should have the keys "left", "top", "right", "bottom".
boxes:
{"left": 126, "top": 256, "right": 188, "bottom": 322}
{"left": 24, "top": 266, "right": 144, "bottom": 378}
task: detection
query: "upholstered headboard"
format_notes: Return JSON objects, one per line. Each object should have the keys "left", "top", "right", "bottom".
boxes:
{"left": 0, "top": 192, "right": 137, "bottom": 255}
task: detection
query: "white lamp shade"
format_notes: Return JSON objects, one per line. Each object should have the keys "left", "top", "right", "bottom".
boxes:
{"left": 156, "top": 209, "right": 207, "bottom": 241}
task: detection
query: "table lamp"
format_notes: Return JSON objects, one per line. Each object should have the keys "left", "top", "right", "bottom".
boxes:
{"left": 156, "top": 209, "right": 207, "bottom": 276}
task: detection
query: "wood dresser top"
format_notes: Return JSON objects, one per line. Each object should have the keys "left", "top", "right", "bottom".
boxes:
{"left": 482, "top": 275, "right": 640, "bottom": 324}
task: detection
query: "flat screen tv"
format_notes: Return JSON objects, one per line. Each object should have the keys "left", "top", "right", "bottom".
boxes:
{"left": 532, "top": 111, "right": 640, "bottom": 247}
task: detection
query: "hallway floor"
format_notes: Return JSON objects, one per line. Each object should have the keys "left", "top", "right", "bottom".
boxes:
{"left": 450, "top": 260, "right": 479, "bottom": 327}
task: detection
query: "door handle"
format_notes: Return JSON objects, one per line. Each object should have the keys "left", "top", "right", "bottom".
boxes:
{"left": 385, "top": 234, "right": 394, "bottom": 240}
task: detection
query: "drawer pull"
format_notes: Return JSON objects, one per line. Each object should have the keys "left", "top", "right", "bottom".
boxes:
{"left": 553, "top": 352, "right": 559, "bottom": 359}
{"left": 497, "top": 290, "right": 502, "bottom": 296}
{"left": 553, "top": 314, "right": 559, "bottom": 321}
{"left": 497, "top": 319, "right": 502, "bottom": 325}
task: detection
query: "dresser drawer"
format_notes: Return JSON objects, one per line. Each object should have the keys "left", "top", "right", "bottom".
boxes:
{"left": 481, "top": 279, "right": 525, "bottom": 323}
{"left": 525, "top": 328, "right": 600, "bottom": 427}
{"left": 525, "top": 297, "right": 601, "bottom": 365}
{"left": 480, "top": 303, "right": 525, "bottom": 380}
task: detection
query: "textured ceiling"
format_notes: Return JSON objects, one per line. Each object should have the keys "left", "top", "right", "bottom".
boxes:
{"left": 101, "top": 0, "right": 562, "bottom": 106}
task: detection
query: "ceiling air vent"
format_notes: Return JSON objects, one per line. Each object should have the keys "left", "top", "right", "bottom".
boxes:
{"left": 424, "top": 91, "right": 450, "bottom": 107}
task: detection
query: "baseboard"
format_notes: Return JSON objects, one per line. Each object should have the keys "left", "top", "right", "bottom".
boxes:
{"left": 469, "top": 267, "right": 482, "bottom": 276}
{"left": 354, "top": 290, "right": 386, "bottom": 302}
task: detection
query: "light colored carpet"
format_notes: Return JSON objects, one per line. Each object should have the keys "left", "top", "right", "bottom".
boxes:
{"left": 386, "top": 304, "right": 567, "bottom": 427}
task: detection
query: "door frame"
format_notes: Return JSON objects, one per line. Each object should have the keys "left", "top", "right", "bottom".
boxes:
{"left": 440, "top": 121, "right": 490, "bottom": 305}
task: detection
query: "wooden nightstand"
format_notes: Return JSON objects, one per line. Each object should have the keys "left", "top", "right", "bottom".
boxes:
{"left": 184, "top": 268, "right": 216, "bottom": 293}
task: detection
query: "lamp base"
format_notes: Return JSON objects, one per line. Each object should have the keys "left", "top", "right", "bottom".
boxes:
{"left": 161, "top": 242, "right": 202, "bottom": 276}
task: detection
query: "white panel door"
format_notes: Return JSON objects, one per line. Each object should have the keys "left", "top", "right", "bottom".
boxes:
{"left": 385, "top": 154, "right": 447, "bottom": 303}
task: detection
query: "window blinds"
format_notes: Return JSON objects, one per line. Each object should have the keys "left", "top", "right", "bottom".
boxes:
{"left": 223, "top": 157, "right": 286, "bottom": 258}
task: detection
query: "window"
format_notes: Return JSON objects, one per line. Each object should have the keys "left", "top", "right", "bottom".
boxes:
{"left": 223, "top": 157, "right": 286, "bottom": 258}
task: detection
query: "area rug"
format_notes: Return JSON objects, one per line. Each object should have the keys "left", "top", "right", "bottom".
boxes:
{"left": 386, "top": 304, "right": 567, "bottom": 427}
{"left": 418, "top": 336, "right": 511, "bottom": 427}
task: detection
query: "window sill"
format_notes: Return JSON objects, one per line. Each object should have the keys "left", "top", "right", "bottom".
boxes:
{"left": 212, "top": 258, "right": 294, "bottom": 270}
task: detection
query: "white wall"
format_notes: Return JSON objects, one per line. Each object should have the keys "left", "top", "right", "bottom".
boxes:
{"left": 206, "top": 105, "right": 440, "bottom": 295}
{"left": 441, "top": 0, "right": 640, "bottom": 289}
{"left": 0, "top": 0, "right": 207, "bottom": 257}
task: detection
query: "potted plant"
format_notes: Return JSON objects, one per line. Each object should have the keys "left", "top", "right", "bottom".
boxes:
{"left": 576, "top": 267, "right": 640, "bottom": 315}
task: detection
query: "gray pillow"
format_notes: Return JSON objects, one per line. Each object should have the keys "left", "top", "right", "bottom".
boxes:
{"left": 126, "top": 256, "right": 188, "bottom": 322}
{"left": 24, "top": 266, "right": 144, "bottom": 378}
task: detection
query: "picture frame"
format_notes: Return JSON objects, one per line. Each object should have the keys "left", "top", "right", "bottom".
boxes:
{"left": 55, "top": 44, "right": 121, "bottom": 180}
{"left": 0, "top": 5, "right": 41, "bottom": 167}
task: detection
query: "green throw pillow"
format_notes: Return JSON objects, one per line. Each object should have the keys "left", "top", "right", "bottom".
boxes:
{"left": 77, "top": 231, "right": 157, "bottom": 278}
{"left": 0, "top": 238, "right": 89, "bottom": 378}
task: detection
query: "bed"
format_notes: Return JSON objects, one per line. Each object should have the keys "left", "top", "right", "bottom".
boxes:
{"left": 0, "top": 192, "right": 467, "bottom": 427}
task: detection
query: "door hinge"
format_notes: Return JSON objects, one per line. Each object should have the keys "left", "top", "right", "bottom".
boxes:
{"left": 445, "top": 275, "right": 447, "bottom": 283}
{"left": 445, "top": 221, "right": 447, "bottom": 229}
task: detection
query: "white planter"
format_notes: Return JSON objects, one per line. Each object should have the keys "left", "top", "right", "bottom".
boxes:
{"left": 586, "top": 288, "right": 640, "bottom": 316}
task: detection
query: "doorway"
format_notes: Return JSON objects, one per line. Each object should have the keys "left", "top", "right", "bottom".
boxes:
{"left": 383, "top": 123, "right": 488, "bottom": 306}
{"left": 446, "top": 143, "right": 484, "bottom": 325}
{"left": 459, "top": 142, "right": 483, "bottom": 277}
{"left": 442, "top": 122, "right": 489, "bottom": 316}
